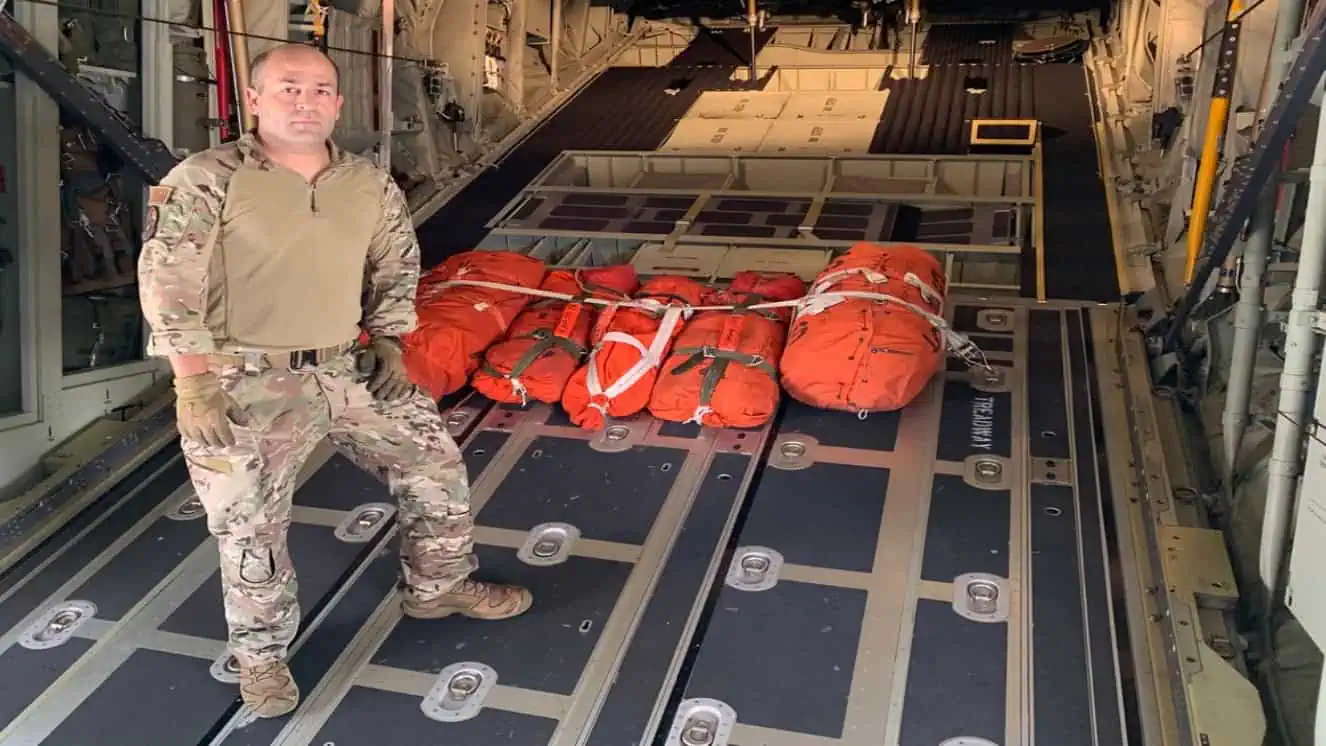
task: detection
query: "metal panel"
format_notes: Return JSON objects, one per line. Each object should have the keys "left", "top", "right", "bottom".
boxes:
{"left": 628, "top": 243, "right": 834, "bottom": 282}
{"left": 327, "top": 10, "right": 378, "bottom": 150}
{"left": 756, "top": 118, "right": 882, "bottom": 153}
{"left": 481, "top": 151, "right": 1036, "bottom": 296}
{"left": 530, "top": 150, "right": 1033, "bottom": 200}
{"left": 780, "top": 90, "right": 891, "bottom": 120}
{"left": 731, "top": 64, "right": 894, "bottom": 91}
{"left": 684, "top": 90, "right": 792, "bottom": 119}
{"left": 1288, "top": 340, "right": 1326, "bottom": 648}
{"left": 660, "top": 118, "right": 773, "bottom": 152}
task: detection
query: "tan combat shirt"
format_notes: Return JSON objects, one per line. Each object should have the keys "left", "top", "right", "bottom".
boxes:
{"left": 137, "top": 133, "right": 421, "bottom": 357}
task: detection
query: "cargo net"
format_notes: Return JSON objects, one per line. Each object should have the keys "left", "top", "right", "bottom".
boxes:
{"left": 392, "top": 243, "right": 995, "bottom": 431}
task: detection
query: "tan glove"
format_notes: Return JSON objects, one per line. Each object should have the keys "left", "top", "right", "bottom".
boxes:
{"left": 174, "top": 372, "right": 238, "bottom": 448}
{"left": 357, "top": 337, "right": 415, "bottom": 402}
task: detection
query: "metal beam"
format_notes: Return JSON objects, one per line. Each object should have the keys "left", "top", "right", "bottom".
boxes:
{"left": 0, "top": 12, "right": 179, "bottom": 183}
{"left": 1159, "top": 1, "right": 1326, "bottom": 351}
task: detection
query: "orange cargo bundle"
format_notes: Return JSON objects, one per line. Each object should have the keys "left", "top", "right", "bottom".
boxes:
{"left": 649, "top": 271, "right": 806, "bottom": 428}
{"left": 401, "top": 250, "right": 546, "bottom": 399}
{"left": 562, "top": 276, "right": 708, "bottom": 430}
{"left": 779, "top": 242, "right": 948, "bottom": 413}
{"left": 470, "top": 266, "right": 640, "bottom": 405}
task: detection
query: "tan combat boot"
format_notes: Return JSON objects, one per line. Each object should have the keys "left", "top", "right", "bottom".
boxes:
{"left": 239, "top": 661, "right": 300, "bottom": 718}
{"left": 402, "top": 579, "right": 533, "bottom": 620}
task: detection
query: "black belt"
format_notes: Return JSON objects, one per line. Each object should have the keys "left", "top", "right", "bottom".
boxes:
{"left": 286, "top": 342, "right": 356, "bottom": 368}
{"left": 216, "top": 341, "right": 358, "bottom": 373}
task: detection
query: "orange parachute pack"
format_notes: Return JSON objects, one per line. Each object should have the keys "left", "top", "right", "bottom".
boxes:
{"left": 401, "top": 250, "right": 546, "bottom": 399}
{"left": 470, "top": 266, "right": 640, "bottom": 405}
{"left": 779, "top": 242, "right": 948, "bottom": 413}
{"left": 562, "top": 276, "right": 708, "bottom": 430}
{"left": 649, "top": 271, "right": 806, "bottom": 428}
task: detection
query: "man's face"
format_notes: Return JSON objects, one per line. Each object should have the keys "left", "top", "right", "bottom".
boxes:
{"left": 247, "top": 49, "right": 344, "bottom": 147}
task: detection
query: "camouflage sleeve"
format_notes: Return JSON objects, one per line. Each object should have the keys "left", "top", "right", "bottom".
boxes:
{"left": 362, "top": 172, "right": 421, "bottom": 338}
{"left": 136, "top": 159, "right": 227, "bottom": 357}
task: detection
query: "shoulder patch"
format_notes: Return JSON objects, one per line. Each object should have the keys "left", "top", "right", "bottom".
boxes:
{"left": 143, "top": 205, "right": 160, "bottom": 241}
{"left": 148, "top": 185, "right": 175, "bottom": 206}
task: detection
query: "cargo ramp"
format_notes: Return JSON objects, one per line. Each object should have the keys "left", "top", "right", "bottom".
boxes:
{"left": 0, "top": 20, "right": 1260, "bottom": 746}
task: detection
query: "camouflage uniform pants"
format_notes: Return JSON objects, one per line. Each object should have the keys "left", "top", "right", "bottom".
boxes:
{"left": 179, "top": 351, "right": 475, "bottom": 667}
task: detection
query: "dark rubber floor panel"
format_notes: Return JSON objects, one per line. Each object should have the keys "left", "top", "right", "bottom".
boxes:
{"left": 1036, "top": 64, "right": 1119, "bottom": 301}
{"left": 871, "top": 63, "right": 1037, "bottom": 155}
{"left": 920, "top": 23, "right": 1016, "bottom": 65}
{"left": 875, "top": 63, "right": 1039, "bottom": 156}
{"left": 870, "top": 62, "right": 1119, "bottom": 301}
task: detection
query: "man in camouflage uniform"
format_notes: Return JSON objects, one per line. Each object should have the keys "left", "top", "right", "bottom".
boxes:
{"left": 136, "top": 43, "right": 532, "bottom": 719}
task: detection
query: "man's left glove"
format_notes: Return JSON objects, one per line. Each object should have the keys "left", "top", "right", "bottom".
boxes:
{"left": 357, "top": 337, "right": 415, "bottom": 402}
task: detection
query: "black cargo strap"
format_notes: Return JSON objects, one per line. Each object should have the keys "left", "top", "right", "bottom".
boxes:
{"left": 733, "top": 293, "right": 781, "bottom": 321}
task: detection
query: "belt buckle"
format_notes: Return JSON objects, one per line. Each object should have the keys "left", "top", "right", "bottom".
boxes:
{"left": 290, "top": 348, "right": 318, "bottom": 369}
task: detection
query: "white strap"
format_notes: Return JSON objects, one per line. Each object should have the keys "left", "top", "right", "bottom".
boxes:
{"left": 686, "top": 404, "right": 714, "bottom": 425}
{"left": 427, "top": 273, "right": 990, "bottom": 371}
{"left": 585, "top": 305, "right": 689, "bottom": 412}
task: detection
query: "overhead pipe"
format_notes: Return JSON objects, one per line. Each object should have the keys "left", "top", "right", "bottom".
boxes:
{"left": 226, "top": 0, "right": 255, "bottom": 131}
{"left": 1222, "top": 164, "right": 1277, "bottom": 479}
{"left": 746, "top": 0, "right": 758, "bottom": 83}
{"left": 213, "top": 0, "right": 234, "bottom": 141}
{"left": 1183, "top": 0, "right": 1246, "bottom": 286}
{"left": 378, "top": 0, "right": 394, "bottom": 170}
{"left": 1222, "top": 0, "right": 1307, "bottom": 482}
{"left": 906, "top": 0, "right": 920, "bottom": 78}
{"left": 1259, "top": 76, "right": 1326, "bottom": 603}
{"left": 551, "top": 0, "right": 562, "bottom": 90}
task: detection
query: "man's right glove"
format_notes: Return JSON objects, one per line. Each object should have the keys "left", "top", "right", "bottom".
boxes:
{"left": 356, "top": 337, "right": 415, "bottom": 402}
{"left": 174, "top": 372, "right": 238, "bottom": 448}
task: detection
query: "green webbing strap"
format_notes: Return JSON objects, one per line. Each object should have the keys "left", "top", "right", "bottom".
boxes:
{"left": 479, "top": 327, "right": 587, "bottom": 381}
{"left": 663, "top": 294, "right": 780, "bottom": 407}
{"left": 668, "top": 347, "right": 779, "bottom": 407}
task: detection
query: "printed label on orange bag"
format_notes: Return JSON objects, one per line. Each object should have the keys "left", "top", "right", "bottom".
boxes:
{"left": 554, "top": 303, "right": 583, "bottom": 339}
{"left": 716, "top": 314, "right": 745, "bottom": 352}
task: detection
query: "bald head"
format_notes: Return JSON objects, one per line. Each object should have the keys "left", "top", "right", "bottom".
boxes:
{"left": 250, "top": 43, "right": 341, "bottom": 93}
{"left": 245, "top": 43, "right": 344, "bottom": 153}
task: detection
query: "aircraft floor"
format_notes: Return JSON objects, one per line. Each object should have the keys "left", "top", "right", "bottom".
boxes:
{"left": 0, "top": 22, "right": 1137, "bottom": 746}
{"left": 0, "top": 300, "right": 1137, "bottom": 746}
